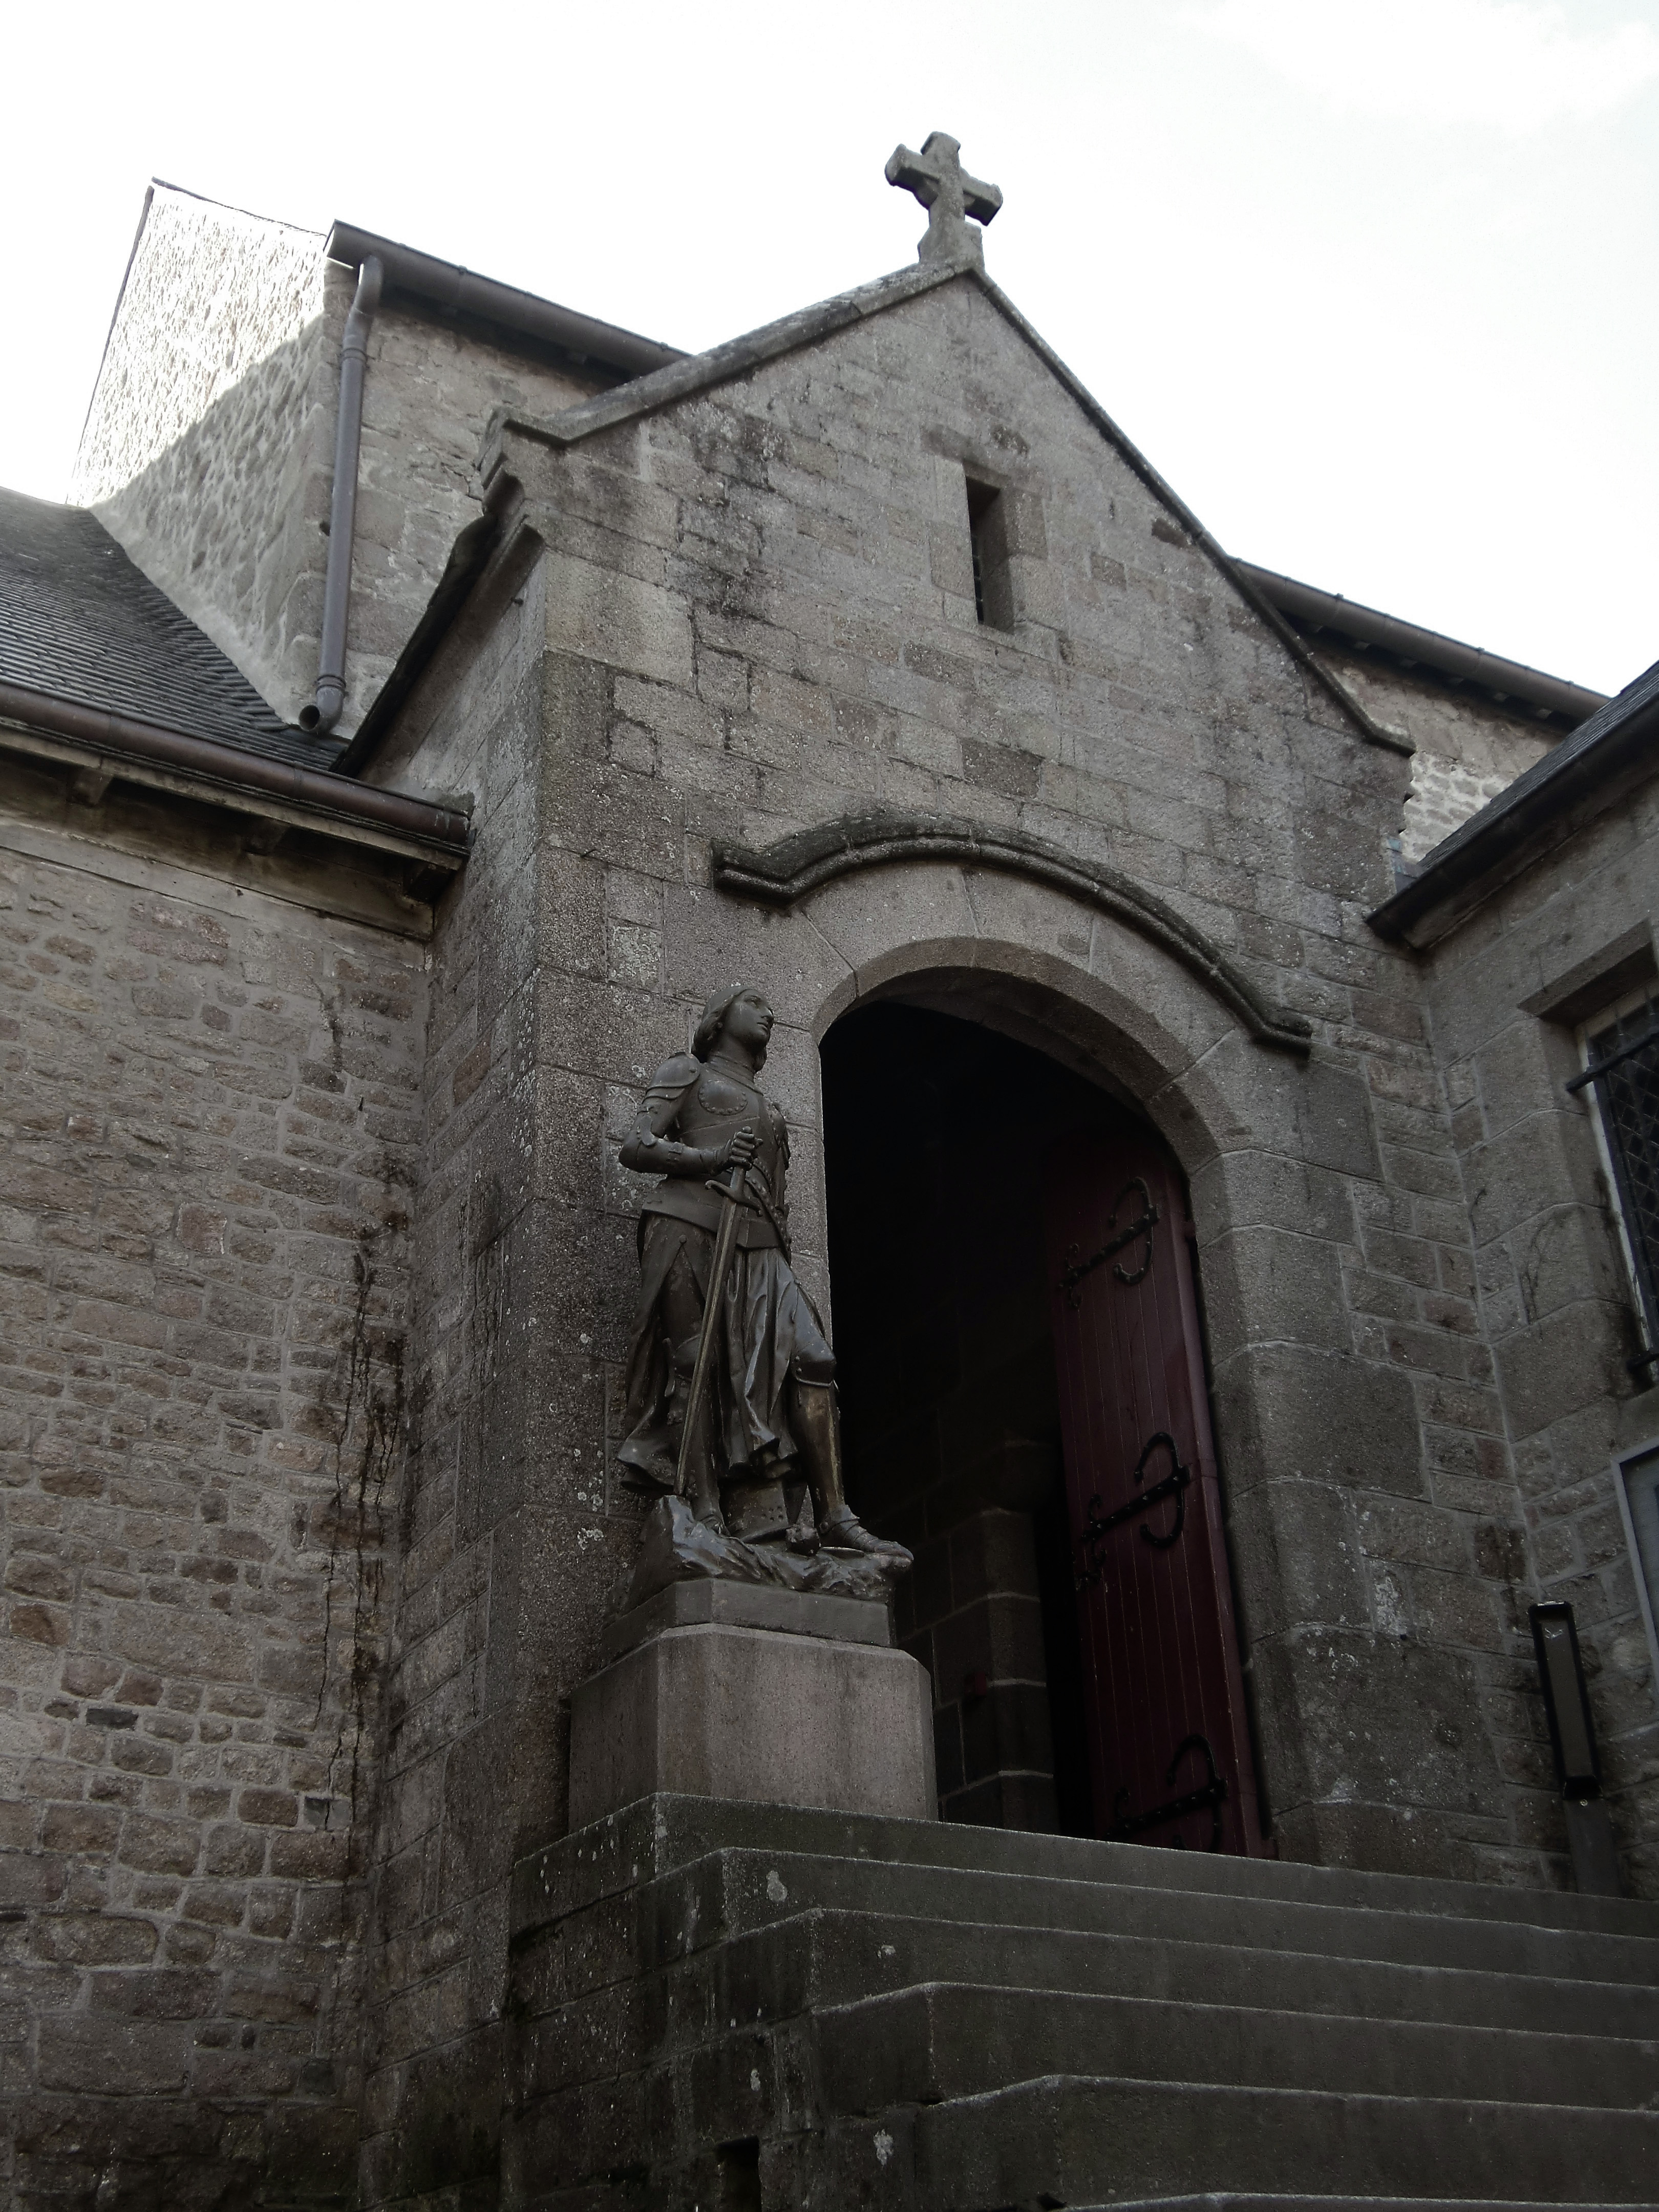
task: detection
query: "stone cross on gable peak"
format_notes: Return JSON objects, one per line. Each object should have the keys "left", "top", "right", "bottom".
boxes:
{"left": 885, "top": 132, "right": 1003, "bottom": 269}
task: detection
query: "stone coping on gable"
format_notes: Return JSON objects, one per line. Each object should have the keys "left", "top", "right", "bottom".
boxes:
{"left": 473, "top": 258, "right": 1406, "bottom": 764}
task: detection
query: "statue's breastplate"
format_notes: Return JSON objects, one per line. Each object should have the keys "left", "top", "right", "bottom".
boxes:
{"left": 677, "top": 1067, "right": 783, "bottom": 1195}
{"left": 638, "top": 1061, "right": 785, "bottom": 1248}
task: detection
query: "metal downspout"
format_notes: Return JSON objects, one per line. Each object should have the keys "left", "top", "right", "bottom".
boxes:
{"left": 301, "top": 253, "right": 384, "bottom": 733}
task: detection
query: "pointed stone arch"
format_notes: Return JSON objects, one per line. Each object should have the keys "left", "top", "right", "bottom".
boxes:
{"left": 712, "top": 809, "right": 1313, "bottom": 1057}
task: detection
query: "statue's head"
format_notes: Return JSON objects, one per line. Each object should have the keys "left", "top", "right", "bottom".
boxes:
{"left": 693, "top": 983, "right": 774, "bottom": 1067}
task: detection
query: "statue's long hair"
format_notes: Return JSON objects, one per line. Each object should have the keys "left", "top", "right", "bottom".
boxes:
{"left": 693, "top": 984, "right": 767, "bottom": 1069}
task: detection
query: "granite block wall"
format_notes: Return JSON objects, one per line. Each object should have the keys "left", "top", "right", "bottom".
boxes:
{"left": 1417, "top": 787, "right": 1659, "bottom": 1896}
{"left": 0, "top": 785, "right": 425, "bottom": 2205}
{"left": 75, "top": 185, "right": 613, "bottom": 740}
{"left": 17, "top": 215, "right": 1652, "bottom": 2212}
{"left": 355, "top": 258, "right": 1599, "bottom": 1951}
{"left": 70, "top": 187, "right": 334, "bottom": 730}
{"left": 906, "top": 1507, "right": 1059, "bottom": 1831}
{"left": 1310, "top": 644, "right": 1562, "bottom": 867}
{"left": 352, "top": 546, "right": 663, "bottom": 2205}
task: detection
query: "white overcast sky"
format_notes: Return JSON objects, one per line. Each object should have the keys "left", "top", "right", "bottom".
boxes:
{"left": 4, "top": 0, "right": 1655, "bottom": 695}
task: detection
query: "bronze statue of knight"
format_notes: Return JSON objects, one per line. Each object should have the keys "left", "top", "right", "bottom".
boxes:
{"left": 617, "top": 983, "right": 908, "bottom": 1563}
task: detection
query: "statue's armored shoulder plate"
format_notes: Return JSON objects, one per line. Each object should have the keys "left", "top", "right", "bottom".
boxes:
{"left": 621, "top": 1054, "right": 709, "bottom": 1169}
{"left": 646, "top": 1053, "right": 702, "bottom": 1099}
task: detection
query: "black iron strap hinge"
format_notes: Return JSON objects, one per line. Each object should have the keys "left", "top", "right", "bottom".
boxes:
{"left": 1112, "top": 1734, "right": 1229, "bottom": 1850}
{"left": 1059, "top": 1177, "right": 1160, "bottom": 1303}
{"left": 1073, "top": 1434, "right": 1190, "bottom": 1589}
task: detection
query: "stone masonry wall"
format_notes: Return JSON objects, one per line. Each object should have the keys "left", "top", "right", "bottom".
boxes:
{"left": 339, "top": 288, "right": 606, "bottom": 737}
{"left": 19, "top": 199, "right": 1651, "bottom": 2212}
{"left": 72, "top": 187, "right": 333, "bottom": 728}
{"left": 466, "top": 263, "right": 1577, "bottom": 1893}
{"left": 0, "top": 788, "right": 425, "bottom": 2205}
{"left": 331, "top": 266, "right": 1618, "bottom": 2211}
{"left": 1311, "top": 646, "right": 1562, "bottom": 867}
{"left": 76, "top": 186, "right": 612, "bottom": 739}
{"left": 349, "top": 547, "right": 659, "bottom": 2206}
{"left": 1420, "top": 789, "right": 1659, "bottom": 1898}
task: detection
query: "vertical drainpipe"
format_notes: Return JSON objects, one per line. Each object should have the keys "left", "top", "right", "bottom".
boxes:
{"left": 301, "top": 253, "right": 385, "bottom": 733}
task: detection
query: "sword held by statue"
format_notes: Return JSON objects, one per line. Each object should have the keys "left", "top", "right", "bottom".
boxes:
{"left": 673, "top": 1131, "right": 761, "bottom": 1500}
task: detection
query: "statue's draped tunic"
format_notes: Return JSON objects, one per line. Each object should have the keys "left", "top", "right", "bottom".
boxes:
{"left": 618, "top": 1054, "right": 833, "bottom": 1490}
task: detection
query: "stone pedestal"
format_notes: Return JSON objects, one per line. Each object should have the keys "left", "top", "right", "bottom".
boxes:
{"left": 568, "top": 1586, "right": 937, "bottom": 1827}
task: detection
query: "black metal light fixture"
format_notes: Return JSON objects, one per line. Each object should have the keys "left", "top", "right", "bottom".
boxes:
{"left": 1529, "top": 1601, "right": 1622, "bottom": 1897}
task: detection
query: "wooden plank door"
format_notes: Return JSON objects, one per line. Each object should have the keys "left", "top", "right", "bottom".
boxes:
{"left": 1042, "top": 1121, "right": 1262, "bottom": 1854}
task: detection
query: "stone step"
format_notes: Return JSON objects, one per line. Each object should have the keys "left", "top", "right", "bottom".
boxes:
{"left": 511, "top": 1909, "right": 1659, "bottom": 2116}
{"left": 639, "top": 1847, "right": 1659, "bottom": 1991}
{"left": 505, "top": 1797, "right": 1659, "bottom": 2209}
{"left": 814, "top": 2074, "right": 1659, "bottom": 2209}
{"left": 814, "top": 1981, "right": 1659, "bottom": 2114}
{"left": 749, "top": 1906, "right": 1659, "bottom": 2041}
{"left": 1101, "top": 2201, "right": 1659, "bottom": 2212}
{"left": 514, "top": 1794, "right": 1659, "bottom": 1948}
{"left": 515, "top": 1895, "right": 1659, "bottom": 2069}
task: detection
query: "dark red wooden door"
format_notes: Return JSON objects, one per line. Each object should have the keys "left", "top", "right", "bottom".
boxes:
{"left": 1043, "top": 1121, "right": 1262, "bottom": 1854}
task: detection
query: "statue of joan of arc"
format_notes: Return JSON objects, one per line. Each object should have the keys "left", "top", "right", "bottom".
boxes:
{"left": 616, "top": 982, "right": 908, "bottom": 1563}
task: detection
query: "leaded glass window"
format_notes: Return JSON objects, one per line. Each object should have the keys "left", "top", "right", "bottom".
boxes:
{"left": 1571, "top": 994, "right": 1659, "bottom": 1359}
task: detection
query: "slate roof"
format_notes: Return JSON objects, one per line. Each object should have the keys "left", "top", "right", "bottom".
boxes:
{"left": 0, "top": 488, "right": 333, "bottom": 769}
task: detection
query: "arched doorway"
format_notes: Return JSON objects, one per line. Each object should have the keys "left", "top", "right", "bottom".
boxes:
{"left": 821, "top": 995, "right": 1264, "bottom": 1855}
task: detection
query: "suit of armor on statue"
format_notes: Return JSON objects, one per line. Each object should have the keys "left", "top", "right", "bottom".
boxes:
{"left": 618, "top": 984, "right": 909, "bottom": 1564}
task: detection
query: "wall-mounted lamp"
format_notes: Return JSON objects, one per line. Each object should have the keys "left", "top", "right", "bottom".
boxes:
{"left": 1529, "top": 1602, "right": 1622, "bottom": 1897}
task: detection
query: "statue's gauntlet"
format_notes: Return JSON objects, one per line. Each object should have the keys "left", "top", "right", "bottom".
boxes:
{"left": 619, "top": 1129, "right": 719, "bottom": 1177}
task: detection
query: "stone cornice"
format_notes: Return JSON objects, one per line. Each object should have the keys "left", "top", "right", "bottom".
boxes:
{"left": 711, "top": 809, "right": 1314, "bottom": 1055}
{"left": 0, "top": 680, "right": 471, "bottom": 881}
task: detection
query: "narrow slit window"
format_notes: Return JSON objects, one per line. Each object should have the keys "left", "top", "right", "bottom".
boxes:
{"left": 965, "top": 477, "right": 1008, "bottom": 628}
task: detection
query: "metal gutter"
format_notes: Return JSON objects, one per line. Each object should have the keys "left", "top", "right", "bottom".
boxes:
{"left": 324, "top": 222, "right": 684, "bottom": 381}
{"left": 1238, "top": 563, "right": 1605, "bottom": 728}
{"left": 0, "top": 679, "right": 471, "bottom": 870}
{"left": 302, "top": 253, "right": 384, "bottom": 734}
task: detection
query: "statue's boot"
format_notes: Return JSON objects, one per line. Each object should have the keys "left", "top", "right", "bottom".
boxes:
{"left": 670, "top": 1333, "right": 726, "bottom": 1534}
{"left": 783, "top": 1477, "right": 820, "bottom": 1555}
{"left": 792, "top": 1377, "right": 912, "bottom": 1563}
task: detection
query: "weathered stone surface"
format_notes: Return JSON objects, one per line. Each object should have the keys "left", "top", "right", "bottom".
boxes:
{"left": 501, "top": 1793, "right": 1659, "bottom": 2207}
{"left": 72, "top": 185, "right": 612, "bottom": 736}
{"left": 8, "top": 152, "right": 1653, "bottom": 2210}
{"left": 568, "top": 1624, "right": 936, "bottom": 1825}
{"left": 0, "top": 813, "right": 422, "bottom": 2200}
{"left": 601, "top": 1575, "right": 892, "bottom": 1660}
{"left": 1414, "top": 790, "right": 1659, "bottom": 1904}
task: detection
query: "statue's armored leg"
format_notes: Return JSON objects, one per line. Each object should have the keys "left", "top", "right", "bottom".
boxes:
{"left": 790, "top": 1376, "right": 912, "bottom": 1562}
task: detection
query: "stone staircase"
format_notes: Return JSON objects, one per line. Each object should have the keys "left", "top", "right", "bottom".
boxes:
{"left": 504, "top": 1794, "right": 1659, "bottom": 2211}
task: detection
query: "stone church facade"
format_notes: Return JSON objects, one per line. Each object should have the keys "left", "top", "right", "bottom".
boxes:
{"left": 2, "top": 160, "right": 1656, "bottom": 2208}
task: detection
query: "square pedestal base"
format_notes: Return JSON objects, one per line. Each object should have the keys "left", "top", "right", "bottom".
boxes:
{"left": 568, "top": 1621, "right": 936, "bottom": 1827}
